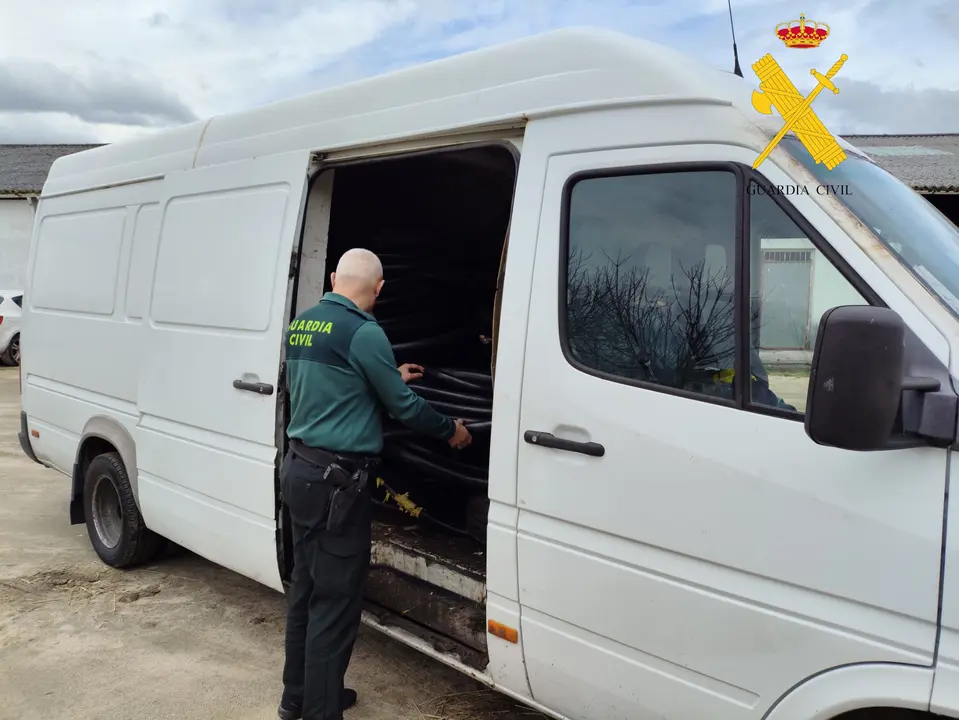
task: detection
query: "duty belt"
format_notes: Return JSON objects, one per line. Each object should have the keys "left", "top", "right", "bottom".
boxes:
{"left": 288, "top": 438, "right": 378, "bottom": 476}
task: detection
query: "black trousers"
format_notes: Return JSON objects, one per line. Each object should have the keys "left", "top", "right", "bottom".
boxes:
{"left": 280, "top": 451, "right": 372, "bottom": 720}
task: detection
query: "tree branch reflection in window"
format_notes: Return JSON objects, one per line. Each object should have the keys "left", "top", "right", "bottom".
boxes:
{"left": 564, "top": 170, "right": 740, "bottom": 399}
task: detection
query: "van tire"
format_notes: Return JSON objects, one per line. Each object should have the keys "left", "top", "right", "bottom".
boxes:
{"left": 83, "top": 452, "right": 161, "bottom": 568}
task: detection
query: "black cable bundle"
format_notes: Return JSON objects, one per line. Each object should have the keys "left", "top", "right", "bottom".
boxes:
{"left": 358, "top": 229, "right": 499, "bottom": 535}
{"left": 374, "top": 243, "right": 498, "bottom": 370}
{"left": 321, "top": 152, "right": 515, "bottom": 540}
{"left": 376, "top": 369, "right": 492, "bottom": 538}
{"left": 383, "top": 368, "right": 492, "bottom": 487}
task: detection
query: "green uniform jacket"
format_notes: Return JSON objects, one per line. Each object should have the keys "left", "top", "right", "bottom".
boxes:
{"left": 284, "top": 292, "right": 456, "bottom": 455}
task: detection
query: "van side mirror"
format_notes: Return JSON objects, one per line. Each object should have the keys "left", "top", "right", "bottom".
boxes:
{"left": 805, "top": 305, "right": 905, "bottom": 451}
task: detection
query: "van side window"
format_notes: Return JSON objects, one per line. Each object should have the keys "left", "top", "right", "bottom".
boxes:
{"left": 564, "top": 169, "right": 739, "bottom": 400}
{"left": 748, "top": 183, "right": 867, "bottom": 414}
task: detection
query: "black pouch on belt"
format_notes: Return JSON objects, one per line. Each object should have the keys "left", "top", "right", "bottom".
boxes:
{"left": 324, "top": 463, "right": 368, "bottom": 535}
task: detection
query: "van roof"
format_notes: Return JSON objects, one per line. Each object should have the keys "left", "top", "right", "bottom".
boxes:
{"left": 45, "top": 27, "right": 756, "bottom": 195}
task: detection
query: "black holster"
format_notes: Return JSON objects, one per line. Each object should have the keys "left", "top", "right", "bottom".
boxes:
{"left": 322, "top": 462, "right": 368, "bottom": 535}
{"left": 288, "top": 439, "right": 377, "bottom": 535}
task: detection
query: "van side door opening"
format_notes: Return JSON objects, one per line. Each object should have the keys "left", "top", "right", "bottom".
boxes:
{"left": 280, "top": 141, "right": 520, "bottom": 669}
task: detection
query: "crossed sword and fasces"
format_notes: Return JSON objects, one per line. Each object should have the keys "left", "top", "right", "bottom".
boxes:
{"left": 751, "top": 53, "right": 849, "bottom": 169}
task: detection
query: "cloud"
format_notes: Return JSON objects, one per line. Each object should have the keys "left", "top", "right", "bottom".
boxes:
{"left": 0, "top": 0, "right": 955, "bottom": 143}
{"left": 825, "top": 82, "right": 959, "bottom": 135}
{"left": 145, "top": 11, "right": 171, "bottom": 28}
{"left": 0, "top": 113, "right": 102, "bottom": 144}
{"left": 0, "top": 59, "right": 197, "bottom": 127}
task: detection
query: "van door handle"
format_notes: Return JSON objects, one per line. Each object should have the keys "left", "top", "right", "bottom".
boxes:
{"left": 524, "top": 430, "right": 605, "bottom": 457}
{"left": 233, "top": 379, "right": 275, "bottom": 396}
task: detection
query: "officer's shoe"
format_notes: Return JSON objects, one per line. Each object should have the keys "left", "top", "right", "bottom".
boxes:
{"left": 341, "top": 688, "right": 358, "bottom": 710}
{"left": 277, "top": 705, "right": 299, "bottom": 720}
{"left": 277, "top": 689, "right": 358, "bottom": 719}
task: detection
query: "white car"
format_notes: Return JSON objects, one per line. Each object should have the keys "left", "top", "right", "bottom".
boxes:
{"left": 0, "top": 291, "right": 22, "bottom": 366}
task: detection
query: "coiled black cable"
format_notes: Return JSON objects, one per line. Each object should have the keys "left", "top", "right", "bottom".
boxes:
{"left": 336, "top": 227, "right": 499, "bottom": 536}
{"left": 382, "top": 366, "right": 493, "bottom": 485}
{"left": 321, "top": 153, "right": 515, "bottom": 540}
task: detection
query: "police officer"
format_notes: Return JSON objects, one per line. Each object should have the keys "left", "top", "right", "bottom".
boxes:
{"left": 277, "top": 248, "right": 472, "bottom": 720}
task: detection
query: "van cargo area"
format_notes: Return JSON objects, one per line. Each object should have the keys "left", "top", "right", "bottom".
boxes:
{"left": 285, "top": 143, "right": 518, "bottom": 669}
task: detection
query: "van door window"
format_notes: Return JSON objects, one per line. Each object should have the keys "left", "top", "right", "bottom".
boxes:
{"left": 562, "top": 166, "right": 873, "bottom": 418}
{"left": 564, "top": 169, "right": 739, "bottom": 400}
{"left": 747, "top": 182, "right": 867, "bottom": 414}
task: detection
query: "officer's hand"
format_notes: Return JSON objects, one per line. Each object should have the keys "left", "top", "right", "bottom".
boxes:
{"left": 448, "top": 419, "right": 472, "bottom": 450}
{"left": 398, "top": 363, "right": 424, "bottom": 383}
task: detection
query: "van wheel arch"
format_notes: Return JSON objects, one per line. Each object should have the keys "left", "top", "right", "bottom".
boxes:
{"left": 71, "top": 420, "right": 139, "bottom": 525}
{"left": 762, "top": 663, "right": 934, "bottom": 720}
{"left": 830, "top": 710, "right": 938, "bottom": 719}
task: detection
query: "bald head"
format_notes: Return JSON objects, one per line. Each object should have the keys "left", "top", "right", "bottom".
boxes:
{"left": 330, "top": 248, "right": 385, "bottom": 312}
{"left": 335, "top": 248, "right": 382, "bottom": 286}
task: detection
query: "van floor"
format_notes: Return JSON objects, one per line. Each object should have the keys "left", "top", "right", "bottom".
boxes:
{"left": 371, "top": 514, "right": 486, "bottom": 582}
{"left": 367, "top": 513, "right": 488, "bottom": 665}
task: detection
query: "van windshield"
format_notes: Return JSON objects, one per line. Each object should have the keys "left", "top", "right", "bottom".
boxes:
{"left": 781, "top": 136, "right": 959, "bottom": 318}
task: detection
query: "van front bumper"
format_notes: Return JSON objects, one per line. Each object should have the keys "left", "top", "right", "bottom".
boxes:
{"left": 18, "top": 411, "right": 41, "bottom": 465}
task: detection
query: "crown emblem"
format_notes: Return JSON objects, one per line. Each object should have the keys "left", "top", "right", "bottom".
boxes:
{"left": 776, "top": 13, "right": 830, "bottom": 49}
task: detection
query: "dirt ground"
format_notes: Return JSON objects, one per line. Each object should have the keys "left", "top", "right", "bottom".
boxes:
{"left": 0, "top": 369, "right": 541, "bottom": 720}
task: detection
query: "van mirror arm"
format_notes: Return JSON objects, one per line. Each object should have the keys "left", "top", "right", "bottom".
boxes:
{"left": 899, "top": 378, "right": 958, "bottom": 448}
{"left": 902, "top": 377, "right": 940, "bottom": 392}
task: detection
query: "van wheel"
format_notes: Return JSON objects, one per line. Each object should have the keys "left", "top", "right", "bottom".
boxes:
{"left": 83, "top": 452, "right": 161, "bottom": 568}
{"left": 0, "top": 334, "right": 18, "bottom": 366}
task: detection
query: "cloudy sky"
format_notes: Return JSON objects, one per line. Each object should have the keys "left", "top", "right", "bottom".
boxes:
{"left": 0, "top": 0, "right": 956, "bottom": 144}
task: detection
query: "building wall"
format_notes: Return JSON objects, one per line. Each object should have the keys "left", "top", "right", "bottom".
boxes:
{"left": 757, "top": 191, "right": 956, "bottom": 365}
{"left": 757, "top": 237, "right": 868, "bottom": 369}
{"left": 0, "top": 198, "right": 35, "bottom": 290}
{"left": 759, "top": 238, "right": 863, "bottom": 352}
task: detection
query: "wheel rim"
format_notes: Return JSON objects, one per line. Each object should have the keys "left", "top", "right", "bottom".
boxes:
{"left": 91, "top": 474, "right": 123, "bottom": 549}
{"left": 11, "top": 336, "right": 19, "bottom": 365}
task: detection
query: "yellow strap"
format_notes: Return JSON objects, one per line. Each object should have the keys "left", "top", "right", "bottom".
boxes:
{"left": 714, "top": 368, "right": 735, "bottom": 384}
{"left": 711, "top": 369, "right": 763, "bottom": 385}
{"left": 375, "top": 477, "right": 423, "bottom": 518}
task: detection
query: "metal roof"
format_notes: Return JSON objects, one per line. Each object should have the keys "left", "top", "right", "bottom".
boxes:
{"left": 0, "top": 144, "right": 102, "bottom": 194}
{"left": 843, "top": 134, "right": 959, "bottom": 193}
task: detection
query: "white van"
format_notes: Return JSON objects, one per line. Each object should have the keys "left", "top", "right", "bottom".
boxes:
{"left": 18, "top": 27, "right": 959, "bottom": 720}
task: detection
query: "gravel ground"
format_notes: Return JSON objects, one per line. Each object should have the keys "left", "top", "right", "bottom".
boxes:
{"left": 0, "top": 368, "right": 540, "bottom": 720}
